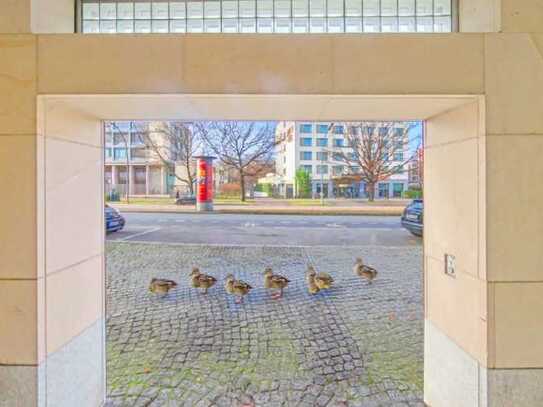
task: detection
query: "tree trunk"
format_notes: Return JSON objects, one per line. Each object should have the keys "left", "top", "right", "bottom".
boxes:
{"left": 367, "top": 182, "right": 376, "bottom": 202}
{"left": 239, "top": 171, "right": 246, "bottom": 202}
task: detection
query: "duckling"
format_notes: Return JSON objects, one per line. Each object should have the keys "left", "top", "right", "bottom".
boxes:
{"left": 224, "top": 274, "right": 253, "bottom": 304}
{"left": 306, "top": 266, "right": 320, "bottom": 295}
{"left": 190, "top": 267, "right": 217, "bottom": 294}
{"left": 149, "top": 278, "right": 177, "bottom": 296}
{"left": 263, "top": 267, "right": 290, "bottom": 299}
{"left": 353, "top": 257, "right": 378, "bottom": 284}
{"left": 307, "top": 265, "right": 334, "bottom": 291}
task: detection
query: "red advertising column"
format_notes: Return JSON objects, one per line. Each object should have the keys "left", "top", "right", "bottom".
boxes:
{"left": 195, "top": 156, "right": 215, "bottom": 212}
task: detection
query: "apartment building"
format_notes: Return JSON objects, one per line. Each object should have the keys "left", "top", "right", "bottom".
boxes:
{"left": 104, "top": 122, "right": 175, "bottom": 197}
{"left": 275, "top": 121, "right": 410, "bottom": 199}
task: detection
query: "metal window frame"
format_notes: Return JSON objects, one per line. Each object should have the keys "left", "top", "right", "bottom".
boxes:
{"left": 76, "top": 0, "right": 457, "bottom": 33}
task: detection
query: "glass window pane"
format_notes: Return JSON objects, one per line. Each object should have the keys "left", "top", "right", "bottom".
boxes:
{"left": 345, "top": 16, "right": 362, "bottom": 32}
{"left": 134, "top": 19, "right": 151, "bottom": 32}
{"left": 417, "top": 0, "right": 433, "bottom": 15}
{"left": 398, "top": 0, "right": 415, "bottom": 16}
{"left": 170, "top": 2, "right": 186, "bottom": 18}
{"left": 293, "top": 0, "right": 309, "bottom": 17}
{"left": 240, "top": 18, "right": 256, "bottom": 32}
{"left": 435, "top": 0, "right": 451, "bottom": 15}
{"left": 257, "top": 17, "right": 273, "bottom": 32}
{"left": 135, "top": 3, "right": 151, "bottom": 19}
{"left": 310, "top": 17, "right": 325, "bottom": 32}
{"left": 275, "top": 0, "right": 291, "bottom": 17}
{"left": 222, "top": 19, "right": 239, "bottom": 32}
{"left": 327, "top": 17, "right": 344, "bottom": 32}
{"left": 117, "top": 2, "right": 134, "bottom": 19}
{"left": 152, "top": 19, "right": 169, "bottom": 32}
{"left": 170, "top": 19, "right": 187, "bottom": 31}
{"left": 434, "top": 15, "right": 451, "bottom": 31}
{"left": 363, "top": 0, "right": 379, "bottom": 16}
{"left": 100, "top": 20, "right": 117, "bottom": 32}
{"left": 398, "top": 16, "right": 415, "bottom": 31}
{"left": 257, "top": 0, "right": 273, "bottom": 17}
{"left": 117, "top": 20, "right": 134, "bottom": 32}
{"left": 100, "top": 3, "right": 117, "bottom": 19}
{"left": 417, "top": 16, "right": 433, "bottom": 31}
{"left": 381, "top": 16, "right": 398, "bottom": 32}
{"left": 275, "top": 17, "right": 291, "bottom": 32}
{"left": 83, "top": 3, "right": 100, "bottom": 19}
{"left": 83, "top": 20, "right": 100, "bottom": 32}
{"left": 187, "top": 19, "right": 204, "bottom": 31}
{"left": 222, "top": 1, "right": 238, "bottom": 17}
{"left": 240, "top": 0, "right": 256, "bottom": 17}
{"left": 204, "top": 18, "right": 221, "bottom": 32}
{"left": 327, "top": 0, "right": 342, "bottom": 17}
{"left": 363, "top": 16, "right": 379, "bottom": 31}
{"left": 345, "top": 0, "right": 362, "bottom": 16}
{"left": 293, "top": 17, "right": 309, "bottom": 32}
{"left": 152, "top": 2, "right": 169, "bottom": 19}
{"left": 310, "top": 0, "right": 325, "bottom": 17}
{"left": 381, "top": 0, "right": 398, "bottom": 16}
{"left": 205, "top": 1, "right": 221, "bottom": 18}
{"left": 187, "top": 2, "right": 203, "bottom": 18}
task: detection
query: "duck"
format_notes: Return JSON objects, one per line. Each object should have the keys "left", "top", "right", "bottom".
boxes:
{"left": 263, "top": 267, "right": 290, "bottom": 299}
{"left": 353, "top": 257, "right": 378, "bottom": 284}
{"left": 306, "top": 265, "right": 334, "bottom": 293}
{"left": 224, "top": 274, "right": 253, "bottom": 304}
{"left": 149, "top": 278, "right": 177, "bottom": 296}
{"left": 190, "top": 267, "right": 217, "bottom": 294}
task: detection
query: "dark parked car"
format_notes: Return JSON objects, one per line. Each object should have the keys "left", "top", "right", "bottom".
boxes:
{"left": 176, "top": 195, "right": 196, "bottom": 205}
{"left": 401, "top": 199, "right": 423, "bottom": 236}
{"left": 105, "top": 204, "right": 125, "bottom": 233}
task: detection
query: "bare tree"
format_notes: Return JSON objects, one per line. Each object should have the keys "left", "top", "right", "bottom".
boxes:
{"left": 330, "top": 122, "right": 418, "bottom": 201}
{"left": 195, "top": 121, "right": 278, "bottom": 201}
{"left": 137, "top": 122, "right": 201, "bottom": 196}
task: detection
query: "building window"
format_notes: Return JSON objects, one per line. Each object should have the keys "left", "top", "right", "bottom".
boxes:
{"left": 378, "top": 182, "right": 389, "bottom": 198}
{"left": 300, "top": 137, "right": 312, "bottom": 147}
{"left": 131, "top": 148, "right": 147, "bottom": 160}
{"left": 317, "top": 124, "right": 329, "bottom": 134}
{"left": 113, "top": 148, "right": 127, "bottom": 160}
{"left": 79, "top": 0, "right": 454, "bottom": 33}
{"left": 316, "top": 138, "right": 328, "bottom": 147}
{"left": 300, "top": 123, "right": 313, "bottom": 133}
{"left": 105, "top": 148, "right": 113, "bottom": 159}
{"left": 299, "top": 164, "right": 312, "bottom": 173}
{"left": 300, "top": 151, "right": 313, "bottom": 160}
{"left": 333, "top": 125, "right": 344, "bottom": 134}
{"left": 316, "top": 151, "right": 328, "bottom": 162}
{"left": 316, "top": 165, "right": 328, "bottom": 174}
{"left": 393, "top": 182, "right": 404, "bottom": 198}
{"left": 332, "top": 165, "right": 344, "bottom": 176}
{"left": 333, "top": 138, "right": 344, "bottom": 147}
{"left": 393, "top": 151, "right": 404, "bottom": 161}
{"left": 332, "top": 152, "right": 343, "bottom": 161}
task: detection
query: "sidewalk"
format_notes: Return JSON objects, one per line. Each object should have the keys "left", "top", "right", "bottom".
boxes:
{"left": 110, "top": 202, "right": 407, "bottom": 216}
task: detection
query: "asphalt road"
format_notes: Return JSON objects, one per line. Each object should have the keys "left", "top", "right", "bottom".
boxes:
{"left": 108, "top": 212, "right": 421, "bottom": 247}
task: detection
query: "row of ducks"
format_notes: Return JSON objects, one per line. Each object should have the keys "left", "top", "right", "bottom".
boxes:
{"left": 149, "top": 257, "right": 378, "bottom": 304}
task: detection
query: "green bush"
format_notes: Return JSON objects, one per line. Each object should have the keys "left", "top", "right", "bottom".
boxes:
{"left": 403, "top": 189, "right": 423, "bottom": 199}
{"left": 295, "top": 169, "right": 312, "bottom": 199}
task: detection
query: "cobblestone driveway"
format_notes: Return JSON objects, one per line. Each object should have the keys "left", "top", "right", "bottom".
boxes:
{"left": 106, "top": 242, "right": 423, "bottom": 407}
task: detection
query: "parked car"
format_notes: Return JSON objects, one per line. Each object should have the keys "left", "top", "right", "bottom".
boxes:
{"left": 105, "top": 204, "right": 125, "bottom": 233}
{"left": 401, "top": 199, "right": 423, "bottom": 236}
{"left": 176, "top": 195, "right": 197, "bottom": 205}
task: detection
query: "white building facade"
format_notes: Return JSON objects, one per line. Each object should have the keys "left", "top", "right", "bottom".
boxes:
{"left": 275, "top": 121, "right": 410, "bottom": 199}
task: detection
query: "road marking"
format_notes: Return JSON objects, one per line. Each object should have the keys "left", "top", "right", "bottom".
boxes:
{"left": 118, "top": 227, "right": 162, "bottom": 241}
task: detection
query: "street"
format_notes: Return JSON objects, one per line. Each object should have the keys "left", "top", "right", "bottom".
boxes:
{"left": 107, "top": 212, "right": 421, "bottom": 247}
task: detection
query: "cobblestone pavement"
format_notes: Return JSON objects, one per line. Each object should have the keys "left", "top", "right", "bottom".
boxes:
{"left": 106, "top": 242, "right": 423, "bottom": 407}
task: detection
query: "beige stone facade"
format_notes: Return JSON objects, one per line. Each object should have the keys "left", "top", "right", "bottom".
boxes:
{"left": 1, "top": 1, "right": 543, "bottom": 406}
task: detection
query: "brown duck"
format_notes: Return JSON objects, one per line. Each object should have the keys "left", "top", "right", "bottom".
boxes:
{"left": 263, "top": 267, "right": 290, "bottom": 299}
{"left": 190, "top": 267, "right": 217, "bottom": 294}
{"left": 225, "top": 274, "right": 253, "bottom": 304}
{"left": 353, "top": 257, "right": 378, "bottom": 284}
{"left": 149, "top": 278, "right": 177, "bottom": 295}
{"left": 306, "top": 265, "right": 334, "bottom": 293}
